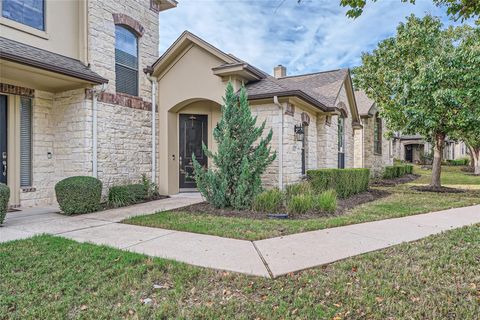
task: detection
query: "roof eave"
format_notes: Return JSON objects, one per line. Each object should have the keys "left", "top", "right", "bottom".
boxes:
{"left": 248, "top": 90, "right": 335, "bottom": 112}
{"left": 0, "top": 52, "right": 108, "bottom": 84}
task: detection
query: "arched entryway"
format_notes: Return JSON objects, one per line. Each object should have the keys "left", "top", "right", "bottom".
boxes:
{"left": 404, "top": 143, "right": 425, "bottom": 163}
{"left": 158, "top": 98, "right": 222, "bottom": 195}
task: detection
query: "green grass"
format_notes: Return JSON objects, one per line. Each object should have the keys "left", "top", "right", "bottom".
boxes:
{"left": 2, "top": 227, "right": 479, "bottom": 319}
{"left": 124, "top": 166, "right": 480, "bottom": 240}
{"left": 415, "top": 165, "right": 480, "bottom": 186}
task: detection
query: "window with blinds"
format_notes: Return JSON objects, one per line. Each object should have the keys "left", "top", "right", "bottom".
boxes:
{"left": 20, "top": 97, "right": 32, "bottom": 187}
{"left": 115, "top": 25, "right": 138, "bottom": 96}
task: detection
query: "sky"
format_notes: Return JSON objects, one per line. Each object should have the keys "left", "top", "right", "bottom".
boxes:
{"left": 159, "top": 0, "right": 464, "bottom": 76}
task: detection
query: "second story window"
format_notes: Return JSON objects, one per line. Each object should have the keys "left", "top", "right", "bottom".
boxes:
{"left": 115, "top": 25, "right": 138, "bottom": 96}
{"left": 1, "top": 0, "right": 45, "bottom": 30}
{"left": 374, "top": 114, "right": 382, "bottom": 154}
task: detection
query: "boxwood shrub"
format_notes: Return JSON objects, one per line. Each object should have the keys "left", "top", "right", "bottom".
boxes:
{"left": 384, "top": 164, "right": 413, "bottom": 179}
{"left": 307, "top": 168, "right": 370, "bottom": 198}
{"left": 55, "top": 176, "right": 102, "bottom": 215}
{"left": 0, "top": 183, "right": 10, "bottom": 224}
{"left": 108, "top": 184, "right": 147, "bottom": 208}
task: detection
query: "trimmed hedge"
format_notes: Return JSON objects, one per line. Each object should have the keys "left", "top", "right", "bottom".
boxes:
{"left": 108, "top": 184, "right": 147, "bottom": 208}
{"left": 55, "top": 176, "right": 102, "bottom": 215}
{"left": 306, "top": 168, "right": 370, "bottom": 198}
{"left": 446, "top": 158, "right": 470, "bottom": 166}
{"left": 0, "top": 183, "right": 10, "bottom": 224}
{"left": 384, "top": 164, "right": 413, "bottom": 179}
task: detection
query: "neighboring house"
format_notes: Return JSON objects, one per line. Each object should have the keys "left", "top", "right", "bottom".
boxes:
{"left": 148, "top": 31, "right": 364, "bottom": 194}
{"left": 392, "top": 135, "right": 467, "bottom": 163}
{"left": 353, "top": 91, "right": 393, "bottom": 176}
{"left": 0, "top": 0, "right": 177, "bottom": 207}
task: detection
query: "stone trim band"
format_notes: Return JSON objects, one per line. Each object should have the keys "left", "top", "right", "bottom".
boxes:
{"left": 85, "top": 89, "right": 154, "bottom": 112}
{"left": 0, "top": 83, "right": 35, "bottom": 98}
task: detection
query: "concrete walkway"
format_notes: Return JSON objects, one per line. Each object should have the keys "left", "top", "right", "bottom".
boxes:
{"left": 1, "top": 197, "right": 479, "bottom": 278}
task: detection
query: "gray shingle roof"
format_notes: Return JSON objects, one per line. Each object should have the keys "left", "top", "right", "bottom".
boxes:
{"left": 0, "top": 37, "right": 108, "bottom": 84}
{"left": 354, "top": 90, "right": 375, "bottom": 116}
{"left": 246, "top": 69, "right": 348, "bottom": 111}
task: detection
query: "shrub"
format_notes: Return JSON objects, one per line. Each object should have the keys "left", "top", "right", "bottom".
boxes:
{"left": 307, "top": 168, "right": 370, "bottom": 198}
{"left": 55, "top": 176, "right": 102, "bottom": 215}
{"left": 0, "top": 183, "right": 10, "bottom": 224}
{"left": 285, "top": 182, "right": 312, "bottom": 203}
{"left": 252, "top": 188, "right": 283, "bottom": 212}
{"left": 141, "top": 174, "right": 159, "bottom": 199}
{"left": 108, "top": 184, "right": 147, "bottom": 208}
{"left": 446, "top": 158, "right": 470, "bottom": 166}
{"left": 314, "top": 189, "right": 337, "bottom": 213}
{"left": 384, "top": 165, "right": 412, "bottom": 179}
{"left": 404, "top": 164, "right": 414, "bottom": 174}
{"left": 287, "top": 194, "right": 314, "bottom": 215}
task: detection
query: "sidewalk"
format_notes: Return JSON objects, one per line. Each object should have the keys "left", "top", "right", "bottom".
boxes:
{"left": 1, "top": 197, "right": 479, "bottom": 278}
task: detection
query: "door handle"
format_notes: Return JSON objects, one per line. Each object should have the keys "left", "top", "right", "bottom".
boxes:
{"left": 2, "top": 160, "right": 6, "bottom": 177}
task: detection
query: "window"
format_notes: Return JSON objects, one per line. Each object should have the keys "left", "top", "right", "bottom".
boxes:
{"left": 338, "top": 115, "right": 345, "bottom": 169}
{"left": 2, "top": 0, "right": 45, "bottom": 30}
{"left": 374, "top": 115, "right": 382, "bottom": 154}
{"left": 20, "top": 97, "right": 32, "bottom": 187}
{"left": 115, "top": 25, "right": 138, "bottom": 96}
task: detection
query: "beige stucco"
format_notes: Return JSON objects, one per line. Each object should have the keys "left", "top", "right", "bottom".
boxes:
{"left": 0, "top": 0, "right": 87, "bottom": 62}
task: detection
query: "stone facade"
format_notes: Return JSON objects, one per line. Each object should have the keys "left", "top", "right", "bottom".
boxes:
{"left": 16, "top": 0, "right": 160, "bottom": 206}
{"left": 360, "top": 115, "right": 393, "bottom": 177}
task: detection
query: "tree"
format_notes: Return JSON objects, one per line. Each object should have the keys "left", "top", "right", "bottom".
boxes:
{"left": 192, "top": 82, "right": 276, "bottom": 210}
{"left": 353, "top": 15, "right": 478, "bottom": 188}
{"left": 340, "top": 0, "right": 480, "bottom": 22}
{"left": 447, "top": 26, "right": 480, "bottom": 174}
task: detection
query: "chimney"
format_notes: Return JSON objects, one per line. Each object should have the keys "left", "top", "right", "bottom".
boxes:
{"left": 274, "top": 65, "right": 286, "bottom": 78}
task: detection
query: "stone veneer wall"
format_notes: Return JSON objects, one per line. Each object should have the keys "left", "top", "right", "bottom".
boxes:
{"left": 88, "top": 0, "right": 159, "bottom": 99}
{"left": 361, "top": 115, "right": 393, "bottom": 177}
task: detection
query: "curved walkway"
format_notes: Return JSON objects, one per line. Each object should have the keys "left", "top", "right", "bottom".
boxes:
{"left": 1, "top": 195, "right": 479, "bottom": 278}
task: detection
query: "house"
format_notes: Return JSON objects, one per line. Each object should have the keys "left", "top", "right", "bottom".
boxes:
{"left": 392, "top": 135, "right": 468, "bottom": 163}
{"left": 1, "top": 1, "right": 394, "bottom": 208}
{"left": 148, "top": 31, "right": 364, "bottom": 194}
{"left": 353, "top": 90, "right": 393, "bottom": 176}
{"left": 0, "top": 0, "right": 177, "bottom": 207}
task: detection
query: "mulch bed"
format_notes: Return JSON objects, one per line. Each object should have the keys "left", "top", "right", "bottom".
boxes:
{"left": 410, "top": 185, "right": 466, "bottom": 193}
{"left": 370, "top": 174, "right": 421, "bottom": 187}
{"left": 172, "top": 188, "right": 390, "bottom": 220}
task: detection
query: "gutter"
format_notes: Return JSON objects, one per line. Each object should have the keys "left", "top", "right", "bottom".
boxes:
{"left": 273, "top": 96, "right": 284, "bottom": 190}
{"left": 248, "top": 90, "right": 334, "bottom": 113}
{"left": 147, "top": 75, "right": 157, "bottom": 184}
{"left": 91, "top": 84, "right": 107, "bottom": 178}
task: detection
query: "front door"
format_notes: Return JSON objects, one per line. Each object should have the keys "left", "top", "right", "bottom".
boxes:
{"left": 179, "top": 114, "right": 208, "bottom": 189}
{"left": 0, "top": 95, "right": 7, "bottom": 185}
{"left": 405, "top": 145, "right": 413, "bottom": 162}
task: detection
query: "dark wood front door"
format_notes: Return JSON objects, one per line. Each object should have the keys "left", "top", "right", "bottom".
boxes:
{"left": 0, "top": 95, "right": 7, "bottom": 185}
{"left": 179, "top": 114, "right": 208, "bottom": 189}
{"left": 405, "top": 145, "right": 413, "bottom": 163}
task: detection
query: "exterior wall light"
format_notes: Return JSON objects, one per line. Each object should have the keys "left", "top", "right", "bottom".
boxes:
{"left": 294, "top": 125, "right": 304, "bottom": 142}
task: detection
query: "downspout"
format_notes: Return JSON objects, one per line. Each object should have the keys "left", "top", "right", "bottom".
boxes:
{"left": 273, "top": 96, "right": 284, "bottom": 190}
{"left": 148, "top": 76, "right": 157, "bottom": 184}
{"left": 91, "top": 83, "right": 106, "bottom": 178}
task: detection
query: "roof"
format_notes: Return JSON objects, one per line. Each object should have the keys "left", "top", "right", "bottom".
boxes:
{"left": 246, "top": 69, "right": 348, "bottom": 111}
{"left": 354, "top": 90, "right": 376, "bottom": 116}
{"left": 0, "top": 37, "right": 108, "bottom": 84}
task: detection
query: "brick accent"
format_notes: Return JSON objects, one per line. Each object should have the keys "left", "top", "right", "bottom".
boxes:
{"left": 85, "top": 89, "right": 153, "bottom": 111}
{"left": 112, "top": 13, "right": 145, "bottom": 37}
{"left": 0, "top": 83, "right": 35, "bottom": 97}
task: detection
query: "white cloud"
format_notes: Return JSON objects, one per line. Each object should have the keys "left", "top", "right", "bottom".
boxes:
{"left": 159, "top": 0, "right": 465, "bottom": 76}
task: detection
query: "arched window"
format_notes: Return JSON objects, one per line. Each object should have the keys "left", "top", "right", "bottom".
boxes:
{"left": 115, "top": 25, "right": 138, "bottom": 96}
{"left": 338, "top": 115, "right": 345, "bottom": 169}
{"left": 374, "top": 114, "right": 382, "bottom": 154}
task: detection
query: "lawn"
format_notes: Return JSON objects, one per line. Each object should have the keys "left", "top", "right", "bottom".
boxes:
{"left": 1, "top": 226, "right": 479, "bottom": 319}
{"left": 124, "top": 166, "right": 480, "bottom": 240}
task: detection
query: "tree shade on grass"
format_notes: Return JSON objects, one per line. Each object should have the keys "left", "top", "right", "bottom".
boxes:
{"left": 1, "top": 226, "right": 479, "bottom": 319}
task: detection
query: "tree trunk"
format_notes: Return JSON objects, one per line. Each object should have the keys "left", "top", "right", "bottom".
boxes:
{"left": 467, "top": 144, "right": 480, "bottom": 175}
{"left": 431, "top": 132, "right": 445, "bottom": 188}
